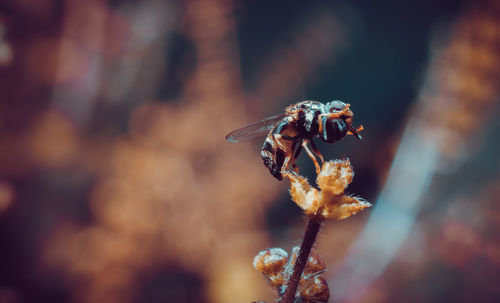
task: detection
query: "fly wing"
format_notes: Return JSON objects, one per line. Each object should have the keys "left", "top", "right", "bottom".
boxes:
{"left": 225, "top": 114, "right": 287, "bottom": 143}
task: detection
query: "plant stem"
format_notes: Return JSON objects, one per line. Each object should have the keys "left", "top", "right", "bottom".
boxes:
{"left": 280, "top": 209, "right": 323, "bottom": 303}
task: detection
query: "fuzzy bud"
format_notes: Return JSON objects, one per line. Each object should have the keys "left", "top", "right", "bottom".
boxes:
{"left": 286, "top": 158, "right": 371, "bottom": 220}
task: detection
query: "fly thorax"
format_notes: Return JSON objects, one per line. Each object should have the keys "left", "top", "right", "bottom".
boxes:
{"left": 302, "top": 109, "right": 320, "bottom": 136}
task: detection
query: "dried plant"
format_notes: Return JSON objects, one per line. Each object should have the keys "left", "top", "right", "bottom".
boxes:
{"left": 286, "top": 159, "right": 371, "bottom": 220}
{"left": 252, "top": 158, "right": 371, "bottom": 302}
{"left": 4, "top": 0, "right": 500, "bottom": 302}
{"left": 253, "top": 246, "right": 329, "bottom": 303}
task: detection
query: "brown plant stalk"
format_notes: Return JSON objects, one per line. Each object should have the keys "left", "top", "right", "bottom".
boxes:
{"left": 280, "top": 207, "right": 324, "bottom": 303}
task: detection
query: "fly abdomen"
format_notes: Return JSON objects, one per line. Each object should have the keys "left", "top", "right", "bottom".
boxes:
{"left": 261, "top": 137, "right": 285, "bottom": 180}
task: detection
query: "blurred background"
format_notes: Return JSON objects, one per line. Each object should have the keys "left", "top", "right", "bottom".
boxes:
{"left": 0, "top": 0, "right": 500, "bottom": 302}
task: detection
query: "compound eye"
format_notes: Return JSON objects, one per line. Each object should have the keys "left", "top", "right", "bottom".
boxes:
{"left": 320, "top": 117, "right": 347, "bottom": 143}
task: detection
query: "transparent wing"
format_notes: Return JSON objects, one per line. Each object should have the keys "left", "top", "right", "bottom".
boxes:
{"left": 225, "top": 114, "right": 287, "bottom": 143}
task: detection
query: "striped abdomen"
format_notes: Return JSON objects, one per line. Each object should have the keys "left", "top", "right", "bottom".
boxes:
{"left": 261, "top": 135, "right": 286, "bottom": 180}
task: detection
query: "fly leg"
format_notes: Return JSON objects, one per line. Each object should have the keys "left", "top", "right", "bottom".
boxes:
{"left": 302, "top": 139, "right": 321, "bottom": 175}
{"left": 281, "top": 145, "right": 303, "bottom": 181}
{"left": 279, "top": 137, "right": 322, "bottom": 176}
{"left": 274, "top": 134, "right": 301, "bottom": 179}
{"left": 308, "top": 139, "right": 325, "bottom": 166}
{"left": 347, "top": 125, "right": 364, "bottom": 139}
{"left": 282, "top": 141, "right": 303, "bottom": 176}
{"left": 281, "top": 155, "right": 293, "bottom": 180}
{"left": 290, "top": 143, "right": 303, "bottom": 174}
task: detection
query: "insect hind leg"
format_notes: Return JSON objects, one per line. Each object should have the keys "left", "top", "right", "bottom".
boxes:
{"left": 290, "top": 141, "right": 303, "bottom": 174}
{"left": 302, "top": 140, "right": 321, "bottom": 174}
{"left": 263, "top": 127, "right": 302, "bottom": 181}
{"left": 280, "top": 155, "right": 294, "bottom": 180}
{"left": 309, "top": 139, "right": 325, "bottom": 164}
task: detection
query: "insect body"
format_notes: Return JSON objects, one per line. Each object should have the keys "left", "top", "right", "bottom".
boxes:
{"left": 225, "top": 100, "right": 364, "bottom": 180}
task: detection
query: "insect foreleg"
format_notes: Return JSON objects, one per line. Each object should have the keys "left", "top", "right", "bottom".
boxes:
{"left": 347, "top": 125, "right": 365, "bottom": 139}
{"left": 318, "top": 103, "right": 351, "bottom": 134}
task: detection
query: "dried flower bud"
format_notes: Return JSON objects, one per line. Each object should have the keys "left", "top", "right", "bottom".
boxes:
{"left": 287, "top": 172, "right": 320, "bottom": 213}
{"left": 286, "top": 158, "right": 371, "bottom": 220}
{"left": 317, "top": 159, "right": 353, "bottom": 195}
{"left": 253, "top": 248, "right": 289, "bottom": 288}
{"left": 300, "top": 275, "right": 330, "bottom": 302}
{"left": 253, "top": 246, "right": 330, "bottom": 303}
{"left": 253, "top": 248, "right": 288, "bottom": 275}
{"left": 322, "top": 195, "right": 371, "bottom": 220}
